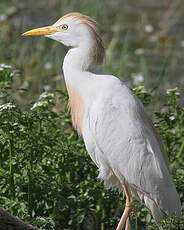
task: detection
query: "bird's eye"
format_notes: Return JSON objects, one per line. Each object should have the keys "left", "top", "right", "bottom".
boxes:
{"left": 60, "top": 24, "right": 68, "bottom": 30}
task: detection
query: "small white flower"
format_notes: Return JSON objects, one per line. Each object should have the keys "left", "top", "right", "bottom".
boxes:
{"left": 0, "top": 14, "right": 7, "bottom": 21}
{"left": 144, "top": 24, "right": 154, "bottom": 33}
{"left": 166, "top": 89, "right": 170, "bottom": 95}
{"left": 0, "top": 64, "right": 12, "bottom": 69}
{"left": 36, "top": 217, "right": 46, "bottom": 221}
{"left": 39, "top": 92, "right": 54, "bottom": 99}
{"left": 135, "top": 48, "right": 144, "bottom": 55}
{"left": 133, "top": 85, "right": 143, "bottom": 90}
{"left": 132, "top": 73, "right": 144, "bottom": 85}
{"left": 44, "top": 62, "right": 52, "bottom": 70}
{"left": 171, "top": 128, "right": 177, "bottom": 134}
{"left": 39, "top": 92, "right": 48, "bottom": 99}
{"left": 139, "top": 86, "right": 147, "bottom": 93}
{"left": 169, "top": 115, "right": 175, "bottom": 121}
{"left": 180, "top": 40, "right": 184, "bottom": 48}
{"left": 47, "top": 160, "right": 51, "bottom": 166}
{"left": 166, "top": 88, "right": 179, "bottom": 95}
{"left": 44, "top": 85, "right": 51, "bottom": 91}
{"left": 31, "top": 101, "right": 47, "bottom": 110}
{"left": 0, "top": 103, "right": 16, "bottom": 111}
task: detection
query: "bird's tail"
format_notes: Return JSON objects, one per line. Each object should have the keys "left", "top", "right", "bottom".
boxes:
{"left": 130, "top": 185, "right": 181, "bottom": 226}
{"left": 144, "top": 196, "right": 164, "bottom": 224}
{"left": 144, "top": 189, "right": 182, "bottom": 225}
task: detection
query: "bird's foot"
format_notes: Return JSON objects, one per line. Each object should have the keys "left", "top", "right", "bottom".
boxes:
{"left": 126, "top": 200, "right": 134, "bottom": 219}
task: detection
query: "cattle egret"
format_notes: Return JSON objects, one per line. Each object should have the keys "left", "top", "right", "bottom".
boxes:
{"left": 22, "top": 12, "right": 181, "bottom": 230}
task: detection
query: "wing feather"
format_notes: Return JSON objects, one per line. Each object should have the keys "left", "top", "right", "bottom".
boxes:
{"left": 140, "top": 107, "right": 170, "bottom": 171}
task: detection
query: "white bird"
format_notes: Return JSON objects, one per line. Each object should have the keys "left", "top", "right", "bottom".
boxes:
{"left": 22, "top": 12, "right": 181, "bottom": 230}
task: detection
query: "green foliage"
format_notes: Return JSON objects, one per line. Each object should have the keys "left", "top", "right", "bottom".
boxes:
{"left": 0, "top": 66, "right": 121, "bottom": 230}
{"left": 0, "top": 64, "right": 14, "bottom": 103}
{"left": 0, "top": 66, "right": 183, "bottom": 230}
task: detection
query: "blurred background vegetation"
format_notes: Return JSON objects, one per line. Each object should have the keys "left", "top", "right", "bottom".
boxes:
{"left": 0, "top": 0, "right": 184, "bottom": 107}
{"left": 0, "top": 0, "right": 184, "bottom": 229}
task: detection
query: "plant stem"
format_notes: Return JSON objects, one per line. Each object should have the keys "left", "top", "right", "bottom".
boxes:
{"left": 9, "top": 139, "right": 15, "bottom": 199}
{"left": 118, "top": 32, "right": 130, "bottom": 77}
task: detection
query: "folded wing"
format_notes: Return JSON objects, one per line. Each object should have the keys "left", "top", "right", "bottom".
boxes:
{"left": 85, "top": 81, "right": 181, "bottom": 223}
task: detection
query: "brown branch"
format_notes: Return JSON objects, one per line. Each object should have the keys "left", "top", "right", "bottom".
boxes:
{"left": 0, "top": 207, "right": 44, "bottom": 230}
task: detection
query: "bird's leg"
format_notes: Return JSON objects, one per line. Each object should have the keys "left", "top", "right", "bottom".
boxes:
{"left": 124, "top": 185, "right": 134, "bottom": 230}
{"left": 129, "top": 199, "right": 134, "bottom": 219}
{"left": 116, "top": 184, "right": 134, "bottom": 230}
{"left": 125, "top": 217, "right": 131, "bottom": 230}
{"left": 115, "top": 205, "right": 129, "bottom": 230}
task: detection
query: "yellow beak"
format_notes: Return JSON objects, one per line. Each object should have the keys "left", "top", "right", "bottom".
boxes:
{"left": 22, "top": 26, "right": 59, "bottom": 36}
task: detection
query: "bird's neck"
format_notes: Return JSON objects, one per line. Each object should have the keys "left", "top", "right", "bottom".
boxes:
{"left": 63, "top": 44, "right": 96, "bottom": 81}
{"left": 63, "top": 45, "right": 94, "bottom": 135}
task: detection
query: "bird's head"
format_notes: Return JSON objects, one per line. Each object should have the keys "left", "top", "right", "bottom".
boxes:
{"left": 22, "top": 12, "right": 104, "bottom": 66}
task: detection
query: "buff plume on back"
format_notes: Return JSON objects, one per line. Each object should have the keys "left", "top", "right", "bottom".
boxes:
{"left": 22, "top": 12, "right": 182, "bottom": 230}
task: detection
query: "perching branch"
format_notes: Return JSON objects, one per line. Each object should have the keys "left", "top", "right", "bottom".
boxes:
{"left": 0, "top": 208, "right": 44, "bottom": 230}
